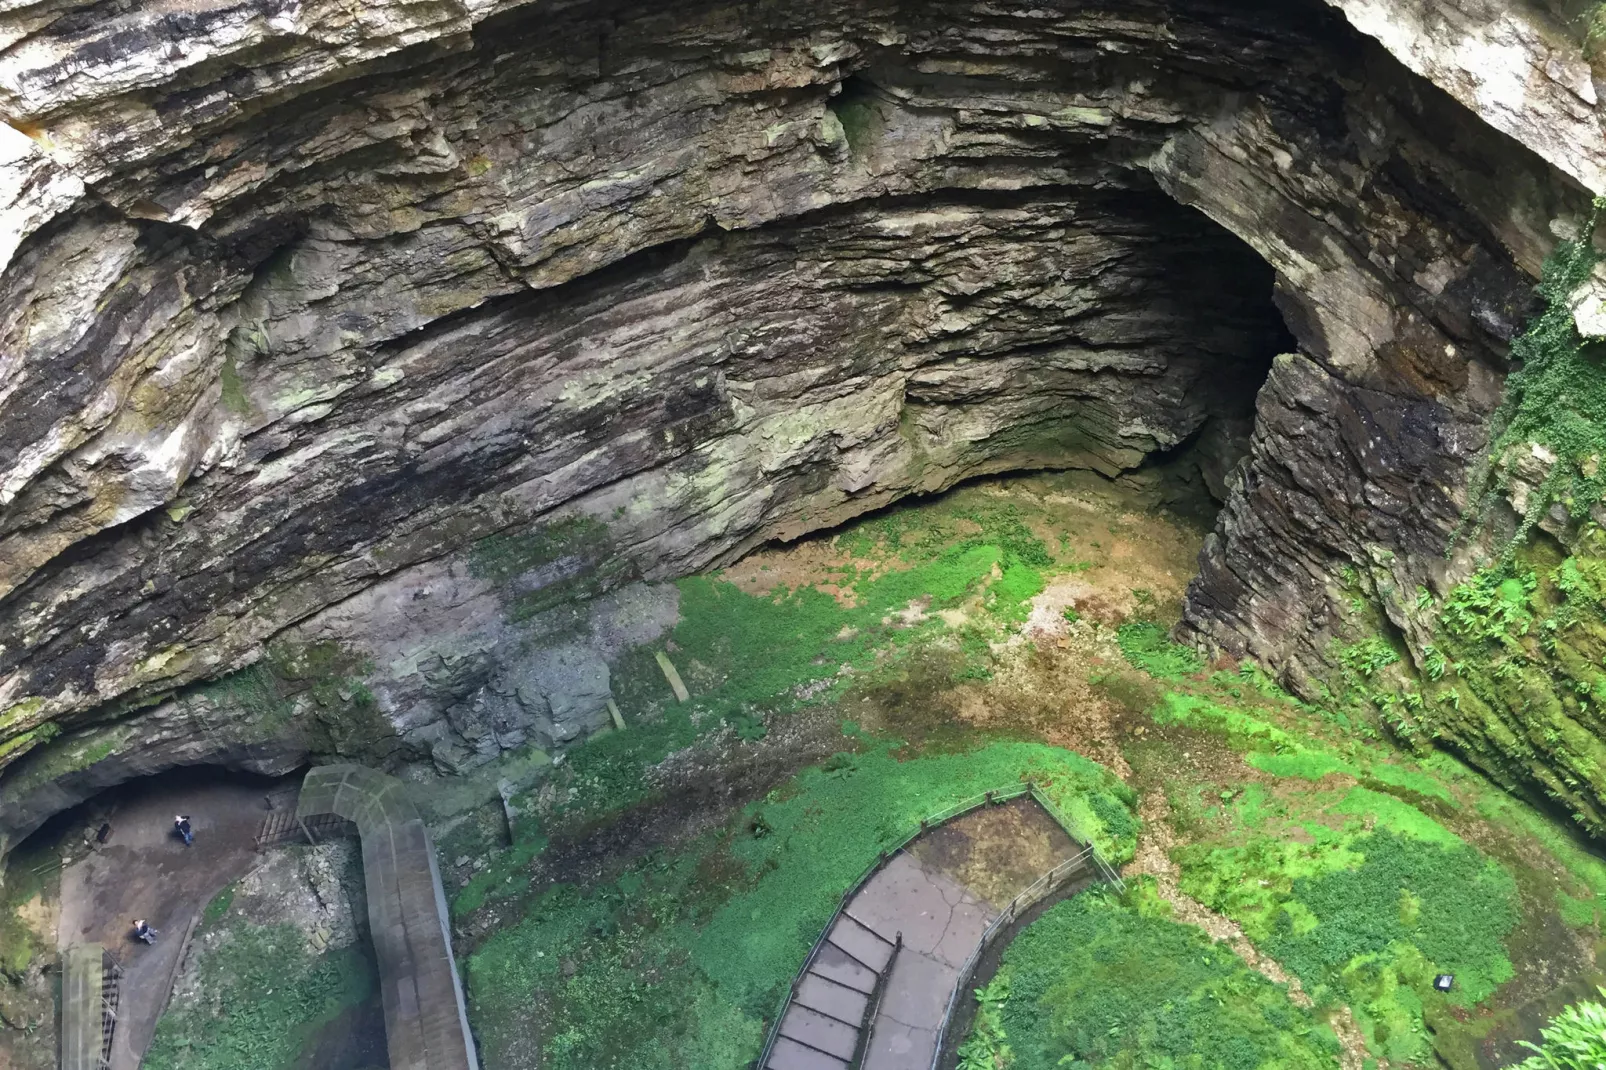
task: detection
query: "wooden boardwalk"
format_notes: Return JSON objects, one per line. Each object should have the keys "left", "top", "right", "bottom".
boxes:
{"left": 60, "top": 944, "right": 104, "bottom": 1070}
{"left": 297, "top": 765, "right": 479, "bottom": 1070}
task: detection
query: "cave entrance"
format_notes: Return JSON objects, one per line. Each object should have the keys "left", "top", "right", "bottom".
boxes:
{"left": 1069, "top": 195, "right": 1297, "bottom": 525}
{"left": 892, "top": 194, "right": 1297, "bottom": 547}
{"left": 3, "top": 764, "right": 387, "bottom": 1070}
{"left": 881, "top": 185, "right": 1297, "bottom": 539}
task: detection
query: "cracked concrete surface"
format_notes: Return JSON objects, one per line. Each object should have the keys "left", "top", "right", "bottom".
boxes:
{"left": 767, "top": 796, "right": 1083, "bottom": 1070}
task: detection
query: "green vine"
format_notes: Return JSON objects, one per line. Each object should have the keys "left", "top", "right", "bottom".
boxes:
{"left": 1473, "top": 198, "right": 1606, "bottom": 547}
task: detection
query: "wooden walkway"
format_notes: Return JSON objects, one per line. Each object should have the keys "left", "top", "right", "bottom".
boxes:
{"left": 296, "top": 764, "right": 479, "bottom": 1070}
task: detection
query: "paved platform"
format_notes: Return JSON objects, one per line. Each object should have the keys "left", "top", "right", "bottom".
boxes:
{"left": 764, "top": 796, "right": 1085, "bottom": 1070}
{"left": 56, "top": 769, "right": 285, "bottom": 1069}
{"left": 297, "top": 764, "right": 479, "bottom": 1070}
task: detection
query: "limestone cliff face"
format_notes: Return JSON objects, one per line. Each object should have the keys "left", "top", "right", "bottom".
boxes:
{"left": 0, "top": 0, "right": 1600, "bottom": 850}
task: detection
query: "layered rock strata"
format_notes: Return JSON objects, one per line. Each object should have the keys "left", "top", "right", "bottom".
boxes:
{"left": 0, "top": 0, "right": 1601, "bottom": 851}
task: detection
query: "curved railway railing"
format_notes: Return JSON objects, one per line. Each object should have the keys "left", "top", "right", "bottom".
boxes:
{"left": 928, "top": 845, "right": 1092, "bottom": 1070}
{"left": 753, "top": 781, "right": 1124, "bottom": 1070}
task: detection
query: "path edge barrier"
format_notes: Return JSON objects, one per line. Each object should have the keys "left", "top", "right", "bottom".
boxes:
{"left": 751, "top": 780, "right": 1125, "bottom": 1070}
{"left": 296, "top": 764, "right": 480, "bottom": 1070}
{"left": 850, "top": 931, "right": 900, "bottom": 1069}
{"left": 927, "top": 783, "right": 1127, "bottom": 1070}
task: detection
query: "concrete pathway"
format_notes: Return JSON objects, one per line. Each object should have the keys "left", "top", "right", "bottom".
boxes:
{"left": 765, "top": 796, "right": 1083, "bottom": 1070}
{"left": 59, "top": 944, "right": 105, "bottom": 1070}
{"left": 56, "top": 769, "right": 291, "bottom": 1070}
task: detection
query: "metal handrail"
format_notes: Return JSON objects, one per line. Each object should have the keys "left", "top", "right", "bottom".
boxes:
{"left": 851, "top": 932, "right": 900, "bottom": 1069}
{"left": 922, "top": 785, "right": 1127, "bottom": 1069}
{"left": 751, "top": 783, "right": 1031, "bottom": 1069}
{"left": 927, "top": 846, "right": 1102, "bottom": 1070}
{"left": 931, "top": 784, "right": 1130, "bottom": 1066}
{"left": 1026, "top": 784, "right": 1125, "bottom": 895}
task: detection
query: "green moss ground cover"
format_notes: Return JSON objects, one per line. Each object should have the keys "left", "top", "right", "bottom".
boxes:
{"left": 1152, "top": 708, "right": 1519, "bottom": 1064}
{"left": 1116, "top": 622, "right": 1204, "bottom": 679}
{"left": 1380, "top": 530, "right": 1606, "bottom": 836}
{"left": 0, "top": 841, "right": 55, "bottom": 982}
{"left": 451, "top": 473, "right": 1606, "bottom": 1070}
{"left": 143, "top": 905, "right": 375, "bottom": 1070}
{"left": 529, "top": 499, "right": 1071, "bottom": 836}
{"left": 465, "top": 738, "right": 1137, "bottom": 1070}
{"left": 1178, "top": 809, "right": 1516, "bottom": 1064}
{"left": 974, "top": 880, "right": 1340, "bottom": 1070}
{"left": 1113, "top": 634, "right": 1593, "bottom": 1066}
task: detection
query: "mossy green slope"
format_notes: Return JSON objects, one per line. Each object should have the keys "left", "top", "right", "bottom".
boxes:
{"left": 143, "top": 901, "right": 374, "bottom": 1070}
{"left": 465, "top": 738, "right": 1136, "bottom": 1070}
{"left": 1119, "top": 644, "right": 1574, "bottom": 1067}
{"left": 1384, "top": 530, "right": 1606, "bottom": 836}
{"left": 988, "top": 881, "right": 1340, "bottom": 1070}
{"left": 550, "top": 499, "right": 1061, "bottom": 826}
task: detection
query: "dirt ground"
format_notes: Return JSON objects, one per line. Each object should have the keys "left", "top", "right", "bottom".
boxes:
{"left": 910, "top": 796, "right": 1078, "bottom": 908}
{"left": 54, "top": 768, "right": 295, "bottom": 1070}
{"left": 836, "top": 471, "right": 1202, "bottom": 770}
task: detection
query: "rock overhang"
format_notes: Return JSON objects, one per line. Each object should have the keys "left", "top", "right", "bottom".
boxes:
{"left": 0, "top": 0, "right": 1599, "bottom": 853}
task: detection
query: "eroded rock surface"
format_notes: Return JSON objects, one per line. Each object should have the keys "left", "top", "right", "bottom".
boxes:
{"left": 0, "top": 0, "right": 1601, "bottom": 851}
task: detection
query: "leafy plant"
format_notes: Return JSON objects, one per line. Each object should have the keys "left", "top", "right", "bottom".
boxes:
{"left": 1477, "top": 198, "right": 1606, "bottom": 534}
{"left": 957, "top": 972, "right": 1013, "bottom": 1070}
{"left": 1514, "top": 988, "right": 1606, "bottom": 1069}
{"left": 1440, "top": 565, "right": 1536, "bottom": 647}
{"left": 1338, "top": 637, "right": 1400, "bottom": 679}
{"left": 1117, "top": 623, "right": 1204, "bottom": 680}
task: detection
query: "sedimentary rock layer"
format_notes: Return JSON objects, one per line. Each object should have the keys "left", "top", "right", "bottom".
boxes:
{"left": 0, "top": 0, "right": 1600, "bottom": 848}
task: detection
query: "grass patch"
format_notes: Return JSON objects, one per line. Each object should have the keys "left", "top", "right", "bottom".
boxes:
{"left": 201, "top": 887, "right": 234, "bottom": 925}
{"left": 1175, "top": 784, "right": 1518, "bottom": 1065}
{"left": 143, "top": 919, "right": 374, "bottom": 1070}
{"left": 1117, "top": 622, "right": 1204, "bottom": 679}
{"left": 547, "top": 501, "right": 1064, "bottom": 826}
{"left": 980, "top": 879, "right": 1339, "bottom": 1070}
{"left": 453, "top": 828, "right": 549, "bottom": 917}
{"left": 465, "top": 738, "right": 1136, "bottom": 1070}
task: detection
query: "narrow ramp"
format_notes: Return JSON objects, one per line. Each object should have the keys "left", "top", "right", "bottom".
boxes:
{"left": 297, "top": 764, "right": 479, "bottom": 1070}
{"left": 61, "top": 944, "right": 119, "bottom": 1070}
{"left": 60, "top": 944, "right": 104, "bottom": 1070}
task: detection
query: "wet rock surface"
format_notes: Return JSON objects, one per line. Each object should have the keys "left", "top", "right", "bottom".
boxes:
{"left": 0, "top": 0, "right": 1601, "bottom": 844}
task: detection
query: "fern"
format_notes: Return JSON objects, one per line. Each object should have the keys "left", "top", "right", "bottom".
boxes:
{"left": 957, "top": 972, "right": 1014, "bottom": 1070}
{"left": 1514, "top": 987, "right": 1606, "bottom": 1069}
